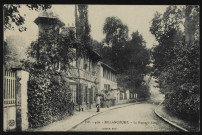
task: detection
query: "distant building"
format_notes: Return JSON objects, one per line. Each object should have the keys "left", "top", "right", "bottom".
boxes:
{"left": 98, "top": 62, "right": 119, "bottom": 104}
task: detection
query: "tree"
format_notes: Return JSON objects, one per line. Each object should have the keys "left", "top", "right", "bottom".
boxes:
{"left": 123, "top": 31, "right": 151, "bottom": 94}
{"left": 102, "top": 16, "right": 129, "bottom": 71}
{"left": 91, "top": 39, "right": 104, "bottom": 55}
{"left": 3, "top": 4, "right": 51, "bottom": 70}
{"left": 3, "top": 35, "right": 27, "bottom": 70}
{"left": 103, "top": 16, "right": 128, "bottom": 46}
{"left": 76, "top": 4, "right": 92, "bottom": 54}
{"left": 150, "top": 5, "right": 199, "bottom": 119}
{"left": 24, "top": 28, "right": 77, "bottom": 71}
{"left": 184, "top": 5, "right": 199, "bottom": 44}
{"left": 3, "top": 4, "right": 51, "bottom": 32}
{"left": 150, "top": 6, "right": 184, "bottom": 79}
{"left": 102, "top": 16, "right": 151, "bottom": 98}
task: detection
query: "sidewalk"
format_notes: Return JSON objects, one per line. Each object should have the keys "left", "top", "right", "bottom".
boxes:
{"left": 155, "top": 102, "right": 200, "bottom": 132}
{"left": 27, "top": 102, "right": 138, "bottom": 132}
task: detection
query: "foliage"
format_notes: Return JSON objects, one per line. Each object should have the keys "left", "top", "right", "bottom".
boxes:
{"left": 91, "top": 39, "right": 104, "bottom": 54}
{"left": 3, "top": 4, "right": 51, "bottom": 32}
{"left": 102, "top": 16, "right": 129, "bottom": 71}
{"left": 117, "top": 31, "right": 151, "bottom": 94}
{"left": 164, "top": 41, "right": 200, "bottom": 119}
{"left": 26, "top": 29, "right": 77, "bottom": 71}
{"left": 102, "top": 16, "right": 151, "bottom": 98}
{"left": 3, "top": 4, "right": 51, "bottom": 70}
{"left": 76, "top": 4, "right": 92, "bottom": 55}
{"left": 22, "top": 13, "right": 78, "bottom": 127}
{"left": 27, "top": 67, "right": 72, "bottom": 128}
{"left": 3, "top": 35, "right": 28, "bottom": 70}
{"left": 150, "top": 5, "right": 200, "bottom": 118}
{"left": 3, "top": 41, "right": 19, "bottom": 70}
{"left": 137, "top": 83, "right": 151, "bottom": 100}
{"left": 150, "top": 6, "right": 184, "bottom": 77}
{"left": 103, "top": 16, "right": 128, "bottom": 46}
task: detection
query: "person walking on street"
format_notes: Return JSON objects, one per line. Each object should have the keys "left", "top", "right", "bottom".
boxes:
{"left": 96, "top": 95, "right": 100, "bottom": 112}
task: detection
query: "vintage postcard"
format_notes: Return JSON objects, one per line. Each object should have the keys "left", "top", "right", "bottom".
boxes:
{"left": 3, "top": 4, "right": 200, "bottom": 132}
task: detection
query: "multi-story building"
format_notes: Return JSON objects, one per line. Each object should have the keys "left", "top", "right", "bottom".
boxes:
{"left": 97, "top": 62, "right": 119, "bottom": 104}
{"left": 34, "top": 9, "right": 121, "bottom": 111}
{"left": 67, "top": 48, "right": 102, "bottom": 111}
{"left": 34, "top": 9, "right": 102, "bottom": 111}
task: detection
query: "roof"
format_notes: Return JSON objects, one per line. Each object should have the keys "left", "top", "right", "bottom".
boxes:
{"left": 92, "top": 50, "right": 102, "bottom": 59}
{"left": 101, "top": 62, "right": 117, "bottom": 73}
{"left": 86, "top": 47, "right": 102, "bottom": 61}
{"left": 34, "top": 9, "right": 65, "bottom": 27}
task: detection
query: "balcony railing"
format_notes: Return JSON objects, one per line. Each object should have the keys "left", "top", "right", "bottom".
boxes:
{"left": 67, "top": 67, "right": 97, "bottom": 82}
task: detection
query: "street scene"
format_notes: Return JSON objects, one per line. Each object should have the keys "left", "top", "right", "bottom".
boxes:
{"left": 3, "top": 4, "right": 200, "bottom": 132}
{"left": 70, "top": 101, "right": 179, "bottom": 131}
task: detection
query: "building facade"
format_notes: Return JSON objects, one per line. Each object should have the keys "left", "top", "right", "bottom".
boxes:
{"left": 34, "top": 9, "right": 121, "bottom": 111}
{"left": 97, "top": 62, "right": 119, "bottom": 104}
{"left": 34, "top": 9, "right": 102, "bottom": 111}
{"left": 67, "top": 49, "right": 101, "bottom": 111}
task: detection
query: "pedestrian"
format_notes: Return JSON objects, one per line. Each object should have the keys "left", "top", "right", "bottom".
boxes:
{"left": 70, "top": 100, "right": 74, "bottom": 116}
{"left": 96, "top": 94, "right": 100, "bottom": 112}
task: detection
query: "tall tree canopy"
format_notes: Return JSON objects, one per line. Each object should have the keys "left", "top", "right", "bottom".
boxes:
{"left": 102, "top": 16, "right": 151, "bottom": 98}
{"left": 121, "top": 31, "right": 151, "bottom": 94}
{"left": 103, "top": 16, "right": 128, "bottom": 46}
{"left": 76, "top": 4, "right": 92, "bottom": 53}
{"left": 102, "top": 16, "right": 129, "bottom": 72}
{"left": 150, "top": 5, "right": 199, "bottom": 119}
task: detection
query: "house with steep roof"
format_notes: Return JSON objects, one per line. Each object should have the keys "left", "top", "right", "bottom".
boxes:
{"left": 33, "top": 9, "right": 124, "bottom": 111}
{"left": 34, "top": 9, "right": 103, "bottom": 111}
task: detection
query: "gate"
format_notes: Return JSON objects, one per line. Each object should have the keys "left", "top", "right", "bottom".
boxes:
{"left": 3, "top": 70, "right": 17, "bottom": 131}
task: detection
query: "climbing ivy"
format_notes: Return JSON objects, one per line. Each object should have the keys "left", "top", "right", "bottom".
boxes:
{"left": 27, "top": 67, "right": 73, "bottom": 128}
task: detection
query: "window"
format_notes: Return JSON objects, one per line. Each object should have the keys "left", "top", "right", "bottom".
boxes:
{"left": 70, "top": 48, "right": 77, "bottom": 67}
{"left": 108, "top": 85, "right": 110, "bottom": 90}
{"left": 70, "top": 85, "right": 77, "bottom": 103}
{"left": 107, "top": 70, "right": 108, "bottom": 79}
{"left": 104, "top": 84, "right": 107, "bottom": 90}
{"left": 103, "top": 67, "right": 107, "bottom": 78}
{"left": 104, "top": 84, "right": 110, "bottom": 90}
{"left": 89, "top": 59, "right": 91, "bottom": 72}
{"left": 83, "top": 56, "right": 86, "bottom": 69}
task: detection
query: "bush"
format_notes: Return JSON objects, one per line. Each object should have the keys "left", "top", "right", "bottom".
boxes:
{"left": 162, "top": 42, "right": 200, "bottom": 121}
{"left": 27, "top": 68, "right": 73, "bottom": 128}
{"left": 165, "top": 90, "right": 199, "bottom": 121}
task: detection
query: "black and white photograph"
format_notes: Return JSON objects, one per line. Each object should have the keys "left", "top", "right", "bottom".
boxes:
{"left": 3, "top": 4, "right": 200, "bottom": 132}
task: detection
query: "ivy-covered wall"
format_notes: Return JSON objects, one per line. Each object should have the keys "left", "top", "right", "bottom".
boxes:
{"left": 27, "top": 69, "right": 73, "bottom": 128}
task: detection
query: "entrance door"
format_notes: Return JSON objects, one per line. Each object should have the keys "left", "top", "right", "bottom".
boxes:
{"left": 85, "top": 86, "right": 88, "bottom": 104}
{"left": 89, "top": 86, "right": 95, "bottom": 109}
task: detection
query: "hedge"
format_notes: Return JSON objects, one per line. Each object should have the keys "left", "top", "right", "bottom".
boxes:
{"left": 165, "top": 90, "right": 199, "bottom": 121}
{"left": 27, "top": 68, "right": 73, "bottom": 128}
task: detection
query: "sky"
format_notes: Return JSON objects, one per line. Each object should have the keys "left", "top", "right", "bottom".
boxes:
{"left": 4, "top": 5, "right": 169, "bottom": 49}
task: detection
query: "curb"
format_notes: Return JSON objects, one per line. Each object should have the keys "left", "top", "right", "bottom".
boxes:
{"left": 154, "top": 101, "right": 189, "bottom": 132}
{"left": 68, "top": 102, "right": 142, "bottom": 131}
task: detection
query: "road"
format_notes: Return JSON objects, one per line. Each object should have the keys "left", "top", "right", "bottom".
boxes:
{"left": 70, "top": 100, "right": 180, "bottom": 132}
